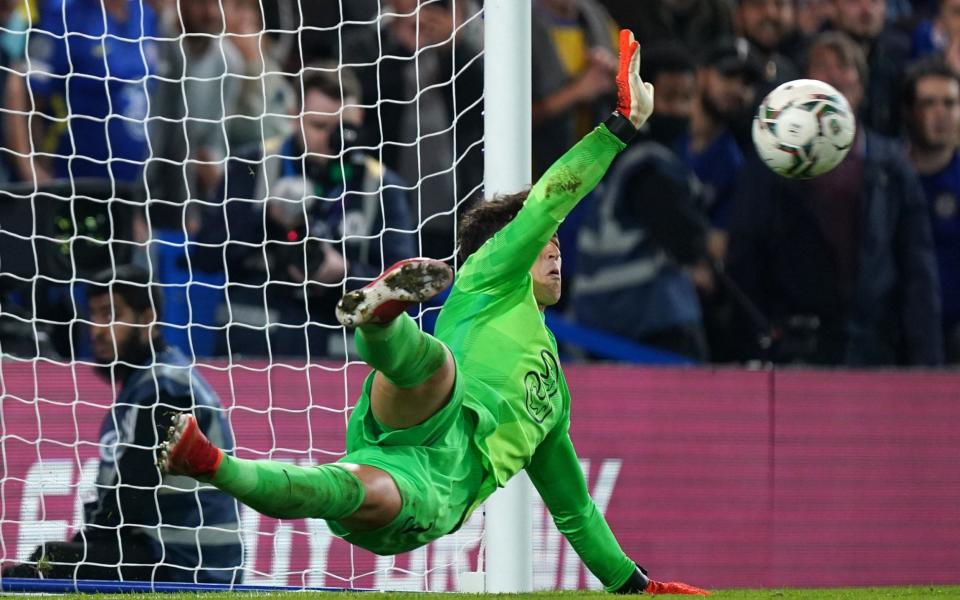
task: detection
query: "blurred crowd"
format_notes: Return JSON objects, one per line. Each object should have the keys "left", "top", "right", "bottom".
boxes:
{"left": 0, "top": 0, "right": 958, "bottom": 368}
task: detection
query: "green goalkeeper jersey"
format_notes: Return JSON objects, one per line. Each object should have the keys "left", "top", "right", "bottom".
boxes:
{"left": 434, "top": 124, "right": 637, "bottom": 591}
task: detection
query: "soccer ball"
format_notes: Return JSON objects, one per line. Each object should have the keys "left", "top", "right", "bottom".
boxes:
{"left": 752, "top": 79, "right": 856, "bottom": 179}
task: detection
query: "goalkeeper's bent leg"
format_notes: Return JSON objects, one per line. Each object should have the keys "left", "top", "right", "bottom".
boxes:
{"left": 358, "top": 314, "right": 456, "bottom": 429}
{"left": 159, "top": 414, "right": 384, "bottom": 522}
{"left": 356, "top": 313, "right": 448, "bottom": 388}
{"left": 338, "top": 258, "right": 456, "bottom": 429}
{"left": 338, "top": 257, "right": 451, "bottom": 387}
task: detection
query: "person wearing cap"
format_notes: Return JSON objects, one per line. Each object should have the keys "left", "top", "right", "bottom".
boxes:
{"left": 668, "top": 38, "right": 763, "bottom": 361}
{"left": 677, "top": 39, "right": 763, "bottom": 240}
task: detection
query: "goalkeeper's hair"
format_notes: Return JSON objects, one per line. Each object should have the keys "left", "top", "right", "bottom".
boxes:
{"left": 88, "top": 264, "right": 164, "bottom": 319}
{"left": 457, "top": 191, "right": 530, "bottom": 263}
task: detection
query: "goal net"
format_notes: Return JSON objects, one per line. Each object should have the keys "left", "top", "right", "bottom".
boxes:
{"left": 0, "top": 0, "right": 608, "bottom": 591}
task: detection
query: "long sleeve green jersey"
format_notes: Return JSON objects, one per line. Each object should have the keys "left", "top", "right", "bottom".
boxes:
{"left": 433, "top": 124, "right": 636, "bottom": 591}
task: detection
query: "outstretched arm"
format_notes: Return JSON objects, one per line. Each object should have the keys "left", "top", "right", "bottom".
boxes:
{"left": 528, "top": 424, "right": 710, "bottom": 595}
{"left": 457, "top": 30, "right": 653, "bottom": 294}
{"left": 456, "top": 124, "right": 628, "bottom": 293}
{"left": 526, "top": 425, "right": 638, "bottom": 592}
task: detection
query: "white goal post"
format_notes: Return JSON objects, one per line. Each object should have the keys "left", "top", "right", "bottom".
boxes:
{"left": 481, "top": 0, "right": 534, "bottom": 593}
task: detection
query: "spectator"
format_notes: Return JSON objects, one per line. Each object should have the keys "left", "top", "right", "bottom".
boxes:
{"left": 0, "top": 0, "right": 29, "bottom": 184}
{"left": 734, "top": 0, "right": 802, "bottom": 84}
{"left": 20, "top": 0, "right": 158, "bottom": 183}
{"left": 343, "top": 0, "right": 483, "bottom": 260}
{"left": 676, "top": 38, "right": 763, "bottom": 236}
{"left": 192, "top": 66, "right": 416, "bottom": 359}
{"left": 223, "top": 0, "right": 295, "bottom": 149}
{"left": 727, "top": 31, "right": 943, "bottom": 366}
{"left": 1, "top": 265, "right": 242, "bottom": 583}
{"left": 637, "top": 43, "right": 698, "bottom": 147}
{"left": 797, "top": 0, "right": 836, "bottom": 36}
{"left": 527, "top": 0, "right": 619, "bottom": 308}
{"left": 829, "top": 0, "right": 911, "bottom": 136}
{"left": 909, "top": 0, "right": 960, "bottom": 58}
{"left": 531, "top": 0, "right": 618, "bottom": 178}
{"left": 909, "top": 0, "right": 960, "bottom": 80}
{"left": 730, "top": 0, "right": 807, "bottom": 160}
{"left": 573, "top": 43, "right": 709, "bottom": 360}
{"left": 147, "top": 0, "right": 244, "bottom": 229}
{"left": 572, "top": 150, "right": 709, "bottom": 359}
{"left": 625, "top": 0, "right": 735, "bottom": 52}
{"left": 903, "top": 58, "right": 960, "bottom": 361}
{"left": 2, "top": 0, "right": 157, "bottom": 358}
{"left": 289, "top": 0, "right": 380, "bottom": 67}
{"left": 674, "top": 39, "right": 764, "bottom": 360}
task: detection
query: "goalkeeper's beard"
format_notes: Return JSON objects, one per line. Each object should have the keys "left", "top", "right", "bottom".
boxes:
{"left": 93, "top": 334, "right": 154, "bottom": 382}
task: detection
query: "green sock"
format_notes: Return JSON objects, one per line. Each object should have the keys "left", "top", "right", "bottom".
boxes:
{"left": 211, "top": 456, "right": 365, "bottom": 521}
{"left": 355, "top": 313, "right": 448, "bottom": 388}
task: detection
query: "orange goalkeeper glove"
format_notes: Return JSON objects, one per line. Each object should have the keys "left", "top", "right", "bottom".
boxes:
{"left": 615, "top": 29, "right": 654, "bottom": 130}
{"left": 645, "top": 579, "right": 711, "bottom": 595}
{"left": 615, "top": 565, "right": 710, "bottom": 595}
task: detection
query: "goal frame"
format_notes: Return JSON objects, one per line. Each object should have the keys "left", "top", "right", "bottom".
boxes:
{"left": 481, "top": 0, "right": 534, "bottom": 593}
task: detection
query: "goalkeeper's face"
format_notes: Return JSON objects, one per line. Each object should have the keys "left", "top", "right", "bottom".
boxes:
{"left": 531, "top": 237, "right": 562, "bottom": 309}
{"left": 88, "top": 293, "right": 153, "bottom": 365}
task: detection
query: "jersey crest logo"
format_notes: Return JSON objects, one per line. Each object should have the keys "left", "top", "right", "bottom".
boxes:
{"left": 523, "top": 350, "right": 559, "bottom": 424}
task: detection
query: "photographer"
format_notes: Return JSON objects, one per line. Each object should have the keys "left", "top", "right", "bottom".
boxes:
{"left": 192, "top": 65, "right": 416, "bottom": 359}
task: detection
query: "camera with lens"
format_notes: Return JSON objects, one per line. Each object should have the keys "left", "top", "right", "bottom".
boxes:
{"left": 264, "top": 176, "right": 328, "bottom": 281}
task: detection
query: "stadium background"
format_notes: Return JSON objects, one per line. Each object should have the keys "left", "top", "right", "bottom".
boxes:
{"left": 1, "top": 0, "right": 960, "bottom": 592}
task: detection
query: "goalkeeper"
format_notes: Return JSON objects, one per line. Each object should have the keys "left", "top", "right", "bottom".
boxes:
{"left": 161, "top": 30, "right": 707, "bottom": 595}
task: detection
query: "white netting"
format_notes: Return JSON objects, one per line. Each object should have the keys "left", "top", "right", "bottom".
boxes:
{"left": 0, "top": 0, "right": 486, "bottom": 589}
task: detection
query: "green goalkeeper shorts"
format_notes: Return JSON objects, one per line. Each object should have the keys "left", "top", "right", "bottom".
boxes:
{"left": 328, "top": 368, "right": 486, "bottom": 555}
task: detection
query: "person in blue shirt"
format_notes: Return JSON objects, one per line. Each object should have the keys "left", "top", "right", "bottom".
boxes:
{"left": 676, "top": 39, "right": 763, "bottom": 236}
{"left": 670, "top": 40, "right": 763, "bottom": 361}
{"left": 24, "top": 0, "right": 157, "bottom": 183}
{"left": 910, "top": 0, "right": 960, "bottom": 59}
{"left": 1, "top": 265, "right": 243, "bottom": 583}
{"left": 904, "top": 58, "right": 960, "bottom": 362}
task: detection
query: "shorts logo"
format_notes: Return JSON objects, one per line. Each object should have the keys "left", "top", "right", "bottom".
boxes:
{"left": 523, "top": 350, "right": 559, "bottom": 424}
{"left": 400, "top": 516, "right": 434, "bottom": 535}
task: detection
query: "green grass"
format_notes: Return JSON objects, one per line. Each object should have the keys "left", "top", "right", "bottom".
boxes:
{"left": 14, "top": 587, "right": 960, "bottom": 600}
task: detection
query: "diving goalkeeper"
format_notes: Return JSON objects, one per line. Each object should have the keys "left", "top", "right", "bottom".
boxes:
{"left": 160, "top": 30, "right": 707, "bottom": 595}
